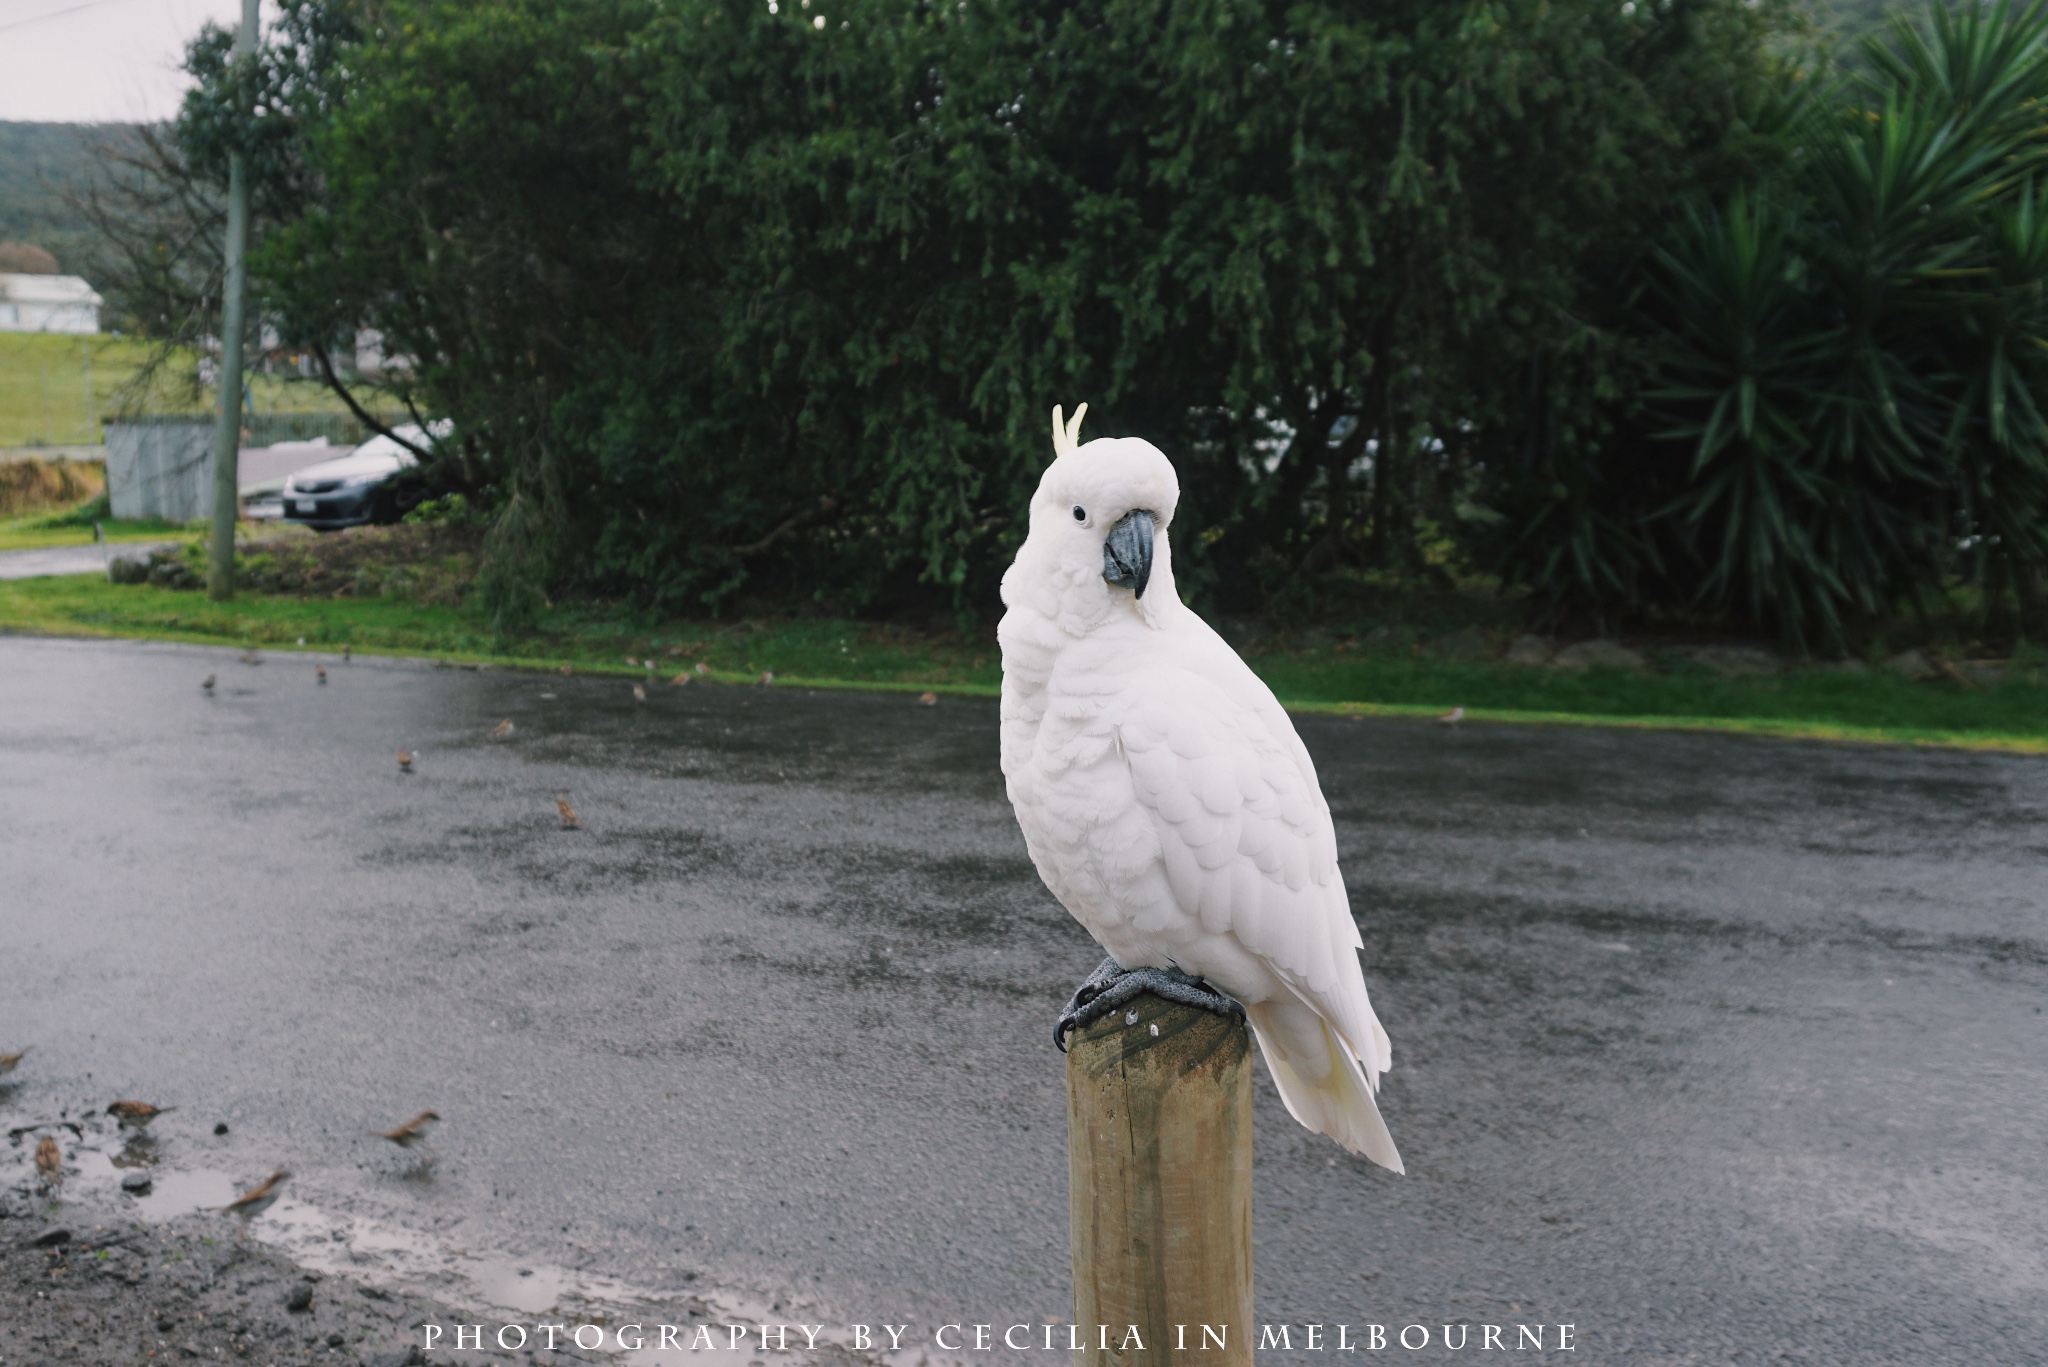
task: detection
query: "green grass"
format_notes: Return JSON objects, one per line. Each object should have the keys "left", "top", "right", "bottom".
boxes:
{"left": 0, "top": 509, "right": 193, "bottom": 550}
{"left": 1251, "top": 648, "right": 2048, "bottom": 742}
{"left": 1248, "top": 645, "right": 2048, "bottom": 753}
{"left": 0, "top": 332, "right": 374, "bottom": 448}
{"left": 0, "top": 573, "right": 1001, "bottom": 685}
{"left": 1, "top": 572, "right": 2044, "bottom": 752}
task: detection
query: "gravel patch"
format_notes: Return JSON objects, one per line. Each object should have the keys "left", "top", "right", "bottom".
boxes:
{"left": 0, "top": 1193, "right": 515, "bottom": 1365}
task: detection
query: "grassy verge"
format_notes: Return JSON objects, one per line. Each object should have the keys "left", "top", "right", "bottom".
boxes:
{"left": 0, "top": 511, "right": 193, "bottom": 551}
{"left": 0, "top": 333, "right": 362, "bottom": 448}
{"left": 1252, "top": 649, "right": 2047, "bottom": 747}
{"left": 0, "top": 574, "right": 1001, "bottom": 685}
{"left": 1, "top": 573, "right": 2043, "bottom": 753}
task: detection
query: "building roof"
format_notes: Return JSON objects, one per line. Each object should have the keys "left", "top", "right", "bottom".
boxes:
{"left": 0, "top": 273, "right": 103, "bottom": 306}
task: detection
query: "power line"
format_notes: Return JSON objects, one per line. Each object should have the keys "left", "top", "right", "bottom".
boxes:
{"left": 0, "top": 0, "right": 148, "bottom": 36}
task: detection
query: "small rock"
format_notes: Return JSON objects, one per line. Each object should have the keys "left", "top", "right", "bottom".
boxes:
{"left": 180, "top": 1341, "right": 201, "bottom": 1358}
{"left": 284, "top": 1284, "right": 313, "bottom": 1313}
{"left": 149, "top": 559, "right": 201, "bottom": 590}
{"left": 1550, "top": 640, "right": 1645, "bottom": 672}
{"left": 213, "top": 1122, "right": 229, "bottom": 1135}
{"left": 1504, "top": 634, "right": 1551, "bottom": 666}
{"left": 106, "top": 554, "right": 151, "bottom": 585}
{"left": 328, "top": 1330, "right": 347, "bottom": 1347}
{"left": 29, "top": 1226, "right": 72, "bottom": 1247}
{"left": 1685, "top": 645, "right": 1781, "bottom": 678}
{"left": 1960, "top": 661, "right": 2008, "bottom": 687}
{"left": 120, "top": 1171, "right": 153, "bottom": 1194}
{"left": 361, "top": 1349, "right": 425, "bottom": 1367}
{"left": 1883, "top": 649, "right": 1939, "bottom": 682}
{"left": 157, "top": 1317, "right": 176, "bottom": 1333}
{"left": 1425, "top": 626, "right": 1494, "bottom": 662}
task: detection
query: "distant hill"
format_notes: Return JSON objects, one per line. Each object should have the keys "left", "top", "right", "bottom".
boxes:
{"left": 0, "top": 122, "right": 143, "bottom": 289}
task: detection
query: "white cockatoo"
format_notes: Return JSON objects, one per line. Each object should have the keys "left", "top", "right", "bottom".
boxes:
{"left": 999, "top": 404, "right": 1403, "bottom": 1172}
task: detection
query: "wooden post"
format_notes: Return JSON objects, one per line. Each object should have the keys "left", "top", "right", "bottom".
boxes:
{"left": 1067, "top": 991, "right": 1254, "bottom": 1367}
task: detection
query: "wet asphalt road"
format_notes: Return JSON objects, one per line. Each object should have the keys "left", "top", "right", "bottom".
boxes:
{"left": 1, "top": 633, "right": 2044, "bottom": 1365}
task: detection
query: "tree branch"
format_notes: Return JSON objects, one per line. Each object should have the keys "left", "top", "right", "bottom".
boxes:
{"left": 730, "top": 495, "right": 840, "bottom": 557}
{"left": 310, "top": 342, "right": 435, "bottom": 460}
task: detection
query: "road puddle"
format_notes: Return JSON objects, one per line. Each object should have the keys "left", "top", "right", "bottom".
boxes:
{"left": 133, "top": 1166, "right": 241, "bottom": 1218}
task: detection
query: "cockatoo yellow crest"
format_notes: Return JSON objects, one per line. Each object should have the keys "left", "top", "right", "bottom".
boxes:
{"left": 999, "top": 404, "right": 1403, "bottom": 1171}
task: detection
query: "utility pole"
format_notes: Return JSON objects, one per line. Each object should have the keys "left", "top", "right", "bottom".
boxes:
{"left": 207, "top": 0, "right": 259, "bottom": 601}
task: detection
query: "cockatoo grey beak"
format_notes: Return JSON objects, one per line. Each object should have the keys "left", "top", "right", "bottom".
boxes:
{"left": 1102, "top": 509, "right": 1155, "bottom": 599}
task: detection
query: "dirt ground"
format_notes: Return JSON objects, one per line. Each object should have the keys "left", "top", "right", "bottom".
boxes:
{"left": 120, "top": 523, "right": 484, "bottom": 601}
{"left": 0, "top": 1191, "right": 542, "bottom": 1367}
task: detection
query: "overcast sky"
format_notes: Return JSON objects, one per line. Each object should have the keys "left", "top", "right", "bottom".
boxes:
{"left": 0, "top": 0, "right": 257, "bottom": 123}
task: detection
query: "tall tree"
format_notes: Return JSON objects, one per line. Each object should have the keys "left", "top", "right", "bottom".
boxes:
{"left": 158, "top": 0, "right": 1800, "bottom": 628}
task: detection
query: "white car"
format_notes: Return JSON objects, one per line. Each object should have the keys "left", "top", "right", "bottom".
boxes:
{"left": 280, "top": 426, "right": 435, "bottom": 530}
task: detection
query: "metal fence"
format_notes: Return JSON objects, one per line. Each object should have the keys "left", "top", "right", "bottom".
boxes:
{"left": 102, "top": 414, "right": 409, "bottom": 522}
{"left": 104, "top": 421, "right": 212, "bottom": 522}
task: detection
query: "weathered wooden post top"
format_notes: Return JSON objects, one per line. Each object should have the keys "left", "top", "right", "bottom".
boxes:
{"left": 1066, "top": 990, "right": 1254, "bottom": 1367}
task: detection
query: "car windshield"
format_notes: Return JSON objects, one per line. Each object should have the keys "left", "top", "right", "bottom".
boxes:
{"left": 287, "top": 425, "right": 442, "bottom": 488}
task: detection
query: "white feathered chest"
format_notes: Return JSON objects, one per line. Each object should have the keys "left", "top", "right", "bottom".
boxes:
{"left": 1000, "top": 594, "right": 1357, "bottom": 1001}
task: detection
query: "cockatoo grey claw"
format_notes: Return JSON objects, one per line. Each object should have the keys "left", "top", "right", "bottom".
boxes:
{"left": 1054, "top": 956, "right": 1244, "bottom": 1051}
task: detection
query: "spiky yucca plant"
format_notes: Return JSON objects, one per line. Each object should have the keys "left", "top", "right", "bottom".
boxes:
{"left": 1641, "top": 0, "right": 2048, "bottom": 645}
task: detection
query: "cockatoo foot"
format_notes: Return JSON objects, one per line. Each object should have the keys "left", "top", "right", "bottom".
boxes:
{"left": 1054, "top": 956, "right": 1244, "bottom": 1051}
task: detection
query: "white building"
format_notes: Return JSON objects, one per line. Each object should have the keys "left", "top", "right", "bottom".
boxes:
{"left": 0, "top": 273, "right": 103, "bottom": 333}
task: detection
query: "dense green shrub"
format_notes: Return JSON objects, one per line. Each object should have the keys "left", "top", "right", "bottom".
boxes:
{"left": 166, "top": 0, "right": 1794, "bottom": 629}
{"left": 1522, "top": 0, "right": 2048, "bottom": 647}
{"left": 155, "top": 0, "right": 2048, "bottom": 646}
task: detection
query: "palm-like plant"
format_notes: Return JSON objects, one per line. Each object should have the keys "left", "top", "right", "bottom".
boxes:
{"left": 1946, "top": 181, "right": 2048, "bottom": 631}
{"left": 1642, "top": 0, "right": 2048, "bottom": 645}
{"left": 1648, "top": 192, "right": 1854, "bottom": 643}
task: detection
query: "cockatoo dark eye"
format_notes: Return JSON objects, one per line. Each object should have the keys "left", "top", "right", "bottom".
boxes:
{"left": 1072, "top": 505, "right": 1087, "bottom": 523}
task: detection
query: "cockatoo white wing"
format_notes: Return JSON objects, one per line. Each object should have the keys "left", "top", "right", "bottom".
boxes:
{"left": 1111, "top": 666, "right": 1388, "bottom": 1064}
{"left": 1106, "top": 645, "right": 1401, "bottom": 1169}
